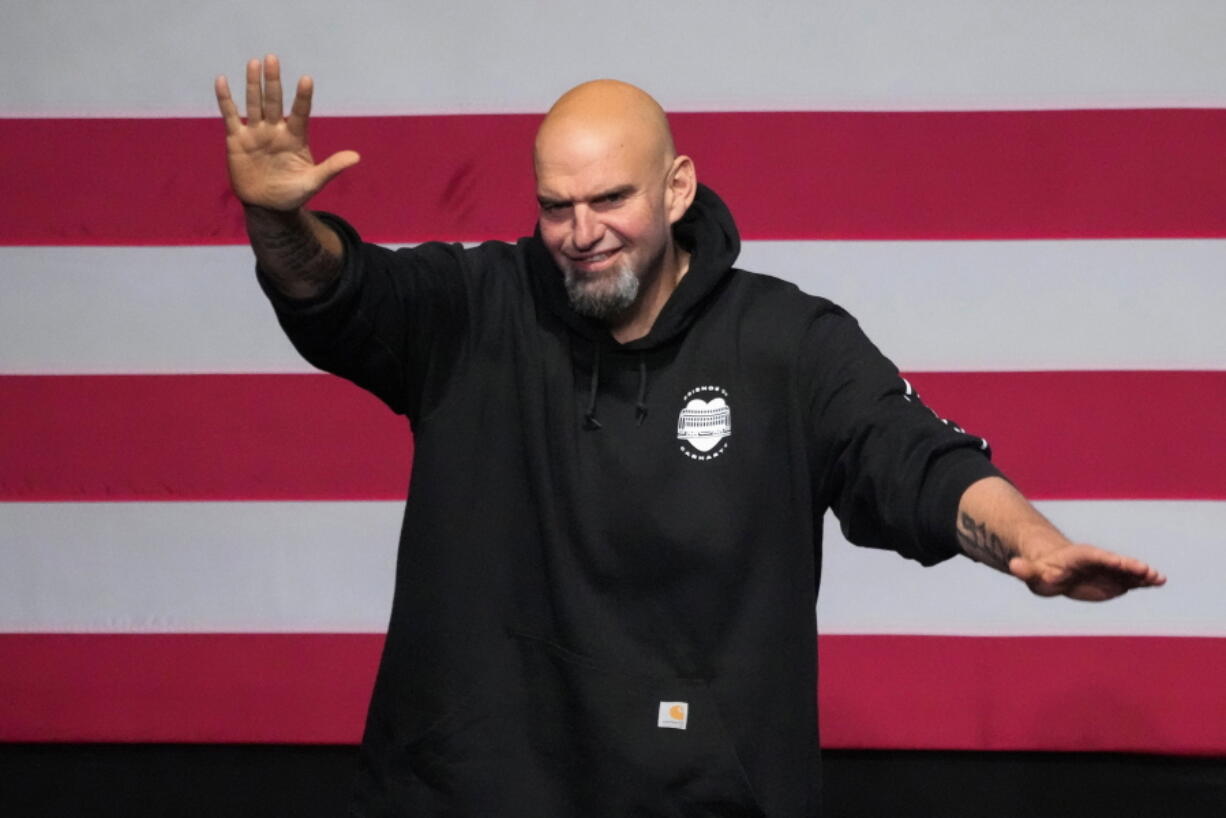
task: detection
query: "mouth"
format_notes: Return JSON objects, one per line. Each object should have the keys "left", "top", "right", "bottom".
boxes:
{"left": 567, "top": 249, "right": 621, "bottom": 274}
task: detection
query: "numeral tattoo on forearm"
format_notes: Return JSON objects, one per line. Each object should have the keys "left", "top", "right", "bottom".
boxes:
{"left": 957, "top": 512, "right": 1013, "bottom": 571}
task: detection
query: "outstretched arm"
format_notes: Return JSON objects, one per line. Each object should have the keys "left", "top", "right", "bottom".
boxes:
{"left": 215, "top": 55, "right": 360, "bottom": 298}
{"left": 956, "top": 476, "right": 1166, "bottom": 601}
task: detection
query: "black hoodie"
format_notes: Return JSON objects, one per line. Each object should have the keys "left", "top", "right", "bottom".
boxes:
{"left": 260, "top": 184, "right": 1000, "bottom": 817}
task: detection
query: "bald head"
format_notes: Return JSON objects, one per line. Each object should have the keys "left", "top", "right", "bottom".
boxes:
{"left": 534, "top": 79, "right": 677, "bottom": 181}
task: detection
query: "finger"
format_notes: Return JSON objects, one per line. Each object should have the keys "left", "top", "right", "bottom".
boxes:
{"left": 1008, "top": 556, "right": 1047, "bottom": 585}
{"left": 215, "top": 76, "right": 241, "bottom": 133}
{"left": 1122, "top": 556, "right": 1161, "bottom": 578}
{"left": 287, "top": 75, "right": 313, "bottom": 138}
{"left": 312, "top": 150, "right": 362, "bottom": 189}
{"left": 262, "top": 54, "right": 284, "bottom": 124}
{"left": 245, "top": 58, "right": 262, "bottom": 124}
{"left": 1124, "top": 556, "right": 1165, "bottom": 585}
{"left": 1094, "top": 552, "right": 1165, "bottom": 586}
{"left": 1128, "top": 565, "right": 1166, "bottom": 587}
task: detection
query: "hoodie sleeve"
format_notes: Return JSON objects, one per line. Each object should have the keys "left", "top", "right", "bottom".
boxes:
{"left": 799, "top": 304, "right": 1002, "bottom": 565}
{"left": 255, "top": 212, "right": 468, "bottom": 423}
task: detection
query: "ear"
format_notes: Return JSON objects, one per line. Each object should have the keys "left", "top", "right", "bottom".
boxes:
{"left": 665, "top": 155, "right": 697, "bottom": 225}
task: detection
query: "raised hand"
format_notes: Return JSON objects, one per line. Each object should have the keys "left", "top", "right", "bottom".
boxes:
{"left": 215, "top": 55, "right": 360, "bottom": 211}
{"left": 1008, "top": 543, "right": 1166, "bottom": 602}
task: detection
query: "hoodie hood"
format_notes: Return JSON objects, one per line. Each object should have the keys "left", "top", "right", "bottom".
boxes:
{"left": 527, "top": 183, "right": 741, "bottom": 352}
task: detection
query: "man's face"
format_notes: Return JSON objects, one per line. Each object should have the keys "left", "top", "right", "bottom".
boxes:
{"left": 535, "top": 129, "right": 674, "bottom": 320}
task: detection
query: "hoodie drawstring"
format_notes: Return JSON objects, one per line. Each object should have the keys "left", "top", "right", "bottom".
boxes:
{"left": 582, "top": 348, "right": 650, "bottom": 430}
{"left": 583, "top": 344, "right": 602, "bottom": 430}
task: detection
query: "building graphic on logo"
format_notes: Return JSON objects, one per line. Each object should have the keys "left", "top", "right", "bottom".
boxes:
{"left": 677, "top": 385, "right": 732, "bottom": 460}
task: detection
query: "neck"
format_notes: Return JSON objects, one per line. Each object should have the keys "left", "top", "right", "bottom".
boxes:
{"left": 607, "top": 243, "right": 690, "bottom": 344}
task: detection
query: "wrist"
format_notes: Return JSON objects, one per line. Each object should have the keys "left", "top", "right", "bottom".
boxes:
{"left": 1014, "top": 522, "right": 1073, "bottom": 563}
{"left": 243, "top": 202, "right": 306, "bottom": 221}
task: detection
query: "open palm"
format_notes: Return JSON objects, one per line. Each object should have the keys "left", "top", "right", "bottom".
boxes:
{"left": 215, "top": 55, "right": 359, "bottom": 211}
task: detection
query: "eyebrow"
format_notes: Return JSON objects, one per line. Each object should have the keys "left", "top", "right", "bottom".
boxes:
{"left": 537, "top": 184, "right": 636, "bottom": 208}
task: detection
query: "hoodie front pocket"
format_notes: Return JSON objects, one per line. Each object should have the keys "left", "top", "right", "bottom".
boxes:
{"left": 508, "top": 630, "right": 767, "bottom": 818}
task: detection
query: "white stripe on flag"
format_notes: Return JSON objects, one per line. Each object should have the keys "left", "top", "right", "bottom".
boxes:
{"left": 3, "top": 1, "right": 1225, "bottom": 116}
{"left": 4, "top": 240, "right": 1224, "bottom": 374}
{"left": 0, "top": 501, "right": 400, "bottom": 632}
{"left": 2, "top": 500, "right": 1219, "bottom": 635}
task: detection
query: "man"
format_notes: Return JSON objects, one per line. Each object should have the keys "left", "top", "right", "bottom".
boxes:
{"left": 215, "top": 55, "right": 1165, "bottom": 817}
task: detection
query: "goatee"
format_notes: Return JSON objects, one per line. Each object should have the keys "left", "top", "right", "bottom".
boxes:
{"left": 564, "top": 262, "right": 640, "bottom": 321}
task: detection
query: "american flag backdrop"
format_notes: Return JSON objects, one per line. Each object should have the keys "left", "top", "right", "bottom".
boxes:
{"left": 2, "top": 1, "right": 1224, "bottom": 753}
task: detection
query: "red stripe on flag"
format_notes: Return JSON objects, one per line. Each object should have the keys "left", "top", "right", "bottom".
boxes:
{"left": 818, "top": 634, "right": 1226, "bottom": 755}
{"left": 0, "top": 633, "right": 381, "bottom": 744}
{"left": 1, "top": 632, "right": 1220, "bottom": 753}
{"left": 0, "top": 374, "right": 411, "bottom": 501}
{"left": 905, "top": 370, "right": 1225, "bottom": 501}
{"left": 4, "top": 109, "right": 1226, "bottom": 245}
{"left": 2, "top": 371, "right": 1221, "bottom": 501}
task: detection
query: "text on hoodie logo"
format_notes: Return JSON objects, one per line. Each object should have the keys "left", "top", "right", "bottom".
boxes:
{"left": 677, "top": 385, "right": 731, "bottom": 460}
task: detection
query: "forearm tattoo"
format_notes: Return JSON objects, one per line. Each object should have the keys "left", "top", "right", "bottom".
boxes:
{"left": 247, "top": 208, "right": 341, "bottom": 297}
{"left": 957, "top": 512, "right": 1014, "bottom": 572}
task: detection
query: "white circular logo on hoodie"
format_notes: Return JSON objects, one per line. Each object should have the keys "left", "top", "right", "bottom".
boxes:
{"left": 676, "top": 385, "right": 731, "bottom": 460}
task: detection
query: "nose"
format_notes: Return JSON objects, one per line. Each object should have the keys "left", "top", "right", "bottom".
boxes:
{"left": 571, "top": 205, "right": 603, "bottom": 251}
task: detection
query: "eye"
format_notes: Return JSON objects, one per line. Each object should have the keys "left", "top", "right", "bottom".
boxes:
{"left": 593, "top": 191, "right": 627, "bottom": 209}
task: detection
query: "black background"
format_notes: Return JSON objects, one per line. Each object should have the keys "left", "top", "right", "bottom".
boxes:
{"left": 2, "top": 744, "right": 1223, "bottom": 817}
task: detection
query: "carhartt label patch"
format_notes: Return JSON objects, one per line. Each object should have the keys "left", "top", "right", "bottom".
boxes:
{"left": 677, "top": 385, "right": 731, "bottom": 460}
{"left": 657, "top": 701, "right": 689, "bottom": 730}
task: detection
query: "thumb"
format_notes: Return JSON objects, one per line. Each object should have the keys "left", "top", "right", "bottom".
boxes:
{"left": 311, "top": 149, "right": 362, "bottom": 190}
{"left": 1009, "top": 556, "right": 1069, "bottom": 597}
{"left": 1008, "top": 556, "right": 1037, "bottom": 584}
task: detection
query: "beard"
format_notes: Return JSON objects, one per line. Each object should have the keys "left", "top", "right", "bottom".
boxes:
{"left": 563, "top": 260, "right": 641, "bottom": 321}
